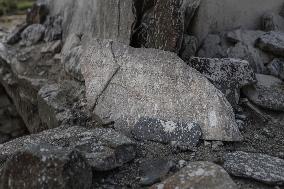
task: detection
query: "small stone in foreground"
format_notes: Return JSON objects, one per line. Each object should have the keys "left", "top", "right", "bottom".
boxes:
{"left": 132, "top": 117, "right": 202, "bottom": 150}
{"left": 150, "top": 161, "right": 237, "bottom": 189}
{"left": 223, "top": 151, "right": 284, "bottom": 185}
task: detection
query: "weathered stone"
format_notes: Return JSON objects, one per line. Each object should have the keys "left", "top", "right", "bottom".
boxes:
{"left": 81, "top": 39, "right": 242, "bottom": 141}
{"left": 150, "top": 161, "right": 237, "bottom": 189}
{"left": 6, "top": 23, "right": 27, "bottom": 45}
{"left": 267, "top": 58, "right": 284, "bottom": 80}
{"left": 44, "top": 15, "right": 63, "bottom": 42}
{"left": 242, "top": 74, "right": 284, "bottom": 111}
{"left": 223, "top": 151, "right": 284, "bottom": 185}
{"left": 140, "top": 158, "right": 174, "bottom": 186}
{"left": 132, "top": 117, "right": 202, "bottom": 150}
{"left": 179, "top": 35, "right": 198, "bottom": 62}
{"left": 0, "top": 143, "right": 92, "bottom": 189}
{"left": 0, "top": 126, "right": 136, "bottom": 171}
{"left": 261, "top": 12, "right": 284, "bottom": 31}
{"left": 257, "top": 31, "right": 284, "bottom": 57}
{"left": 189, "top": 57, "right": 256, "bottom": 108}
{"left": 26, "top": 2, "right": 49, "bottom": 25}
{"left": 41, "top": 40, "right": 62, "bottom": 55}
{"left": 21, "top": 24, "right": 46, "bottom": 46}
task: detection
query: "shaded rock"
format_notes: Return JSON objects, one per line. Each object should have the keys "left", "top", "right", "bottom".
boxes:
{"left": 257, "top": 31, "right": 284, "bottom": 57}
{"left": 81, "top": 39, "right": 242, "bottom": 141}
{"left": 26, "top": 2, "right": 49, "bottom": 25}
{"left": 189, "top": 57, "right": 256, "bottom": 108}
{"left": 0, "top": 126, "right": 136, "bottom": 171}
{"left": 6, "top": 23, "right": 27, "bottom": 45}
{"left": 223, "top": 151, "right": 284, "bottom": 185}
{"left": 21, "top": 24, "right": 46, "bottom": 46}
{"left": 198, "top": 34, "right": 228, "bottom": 58}
{"left": 267, "top": 58, "right": 284, "bottom": 80}
{"left": 41, "top": 40, "right": 62, "bottom": 55}
{"left": 261, "top": 12, "right": 284, "bottom": 31}
{"left": 44, "top": 15, "right": 63, "bottom": 42}
{"left": 132, "top": 117, "right": 202, "bottom": 150}
{"left": 242, "top": 74, "right": 284, "bottom": 111}
{"left": 150, "top": 161, "right": 237, "bottom": 189}
{"left": 179, "top": 34, "right": 198, "bottom": 62}
{"left": 139, "top": 158, "right": 174, "bottom": 186}
{"left": 37, "top": 81, "right": 88, "bottom": 130}
{"left": 0, "top": 143, "right": 92, "bottom": 189}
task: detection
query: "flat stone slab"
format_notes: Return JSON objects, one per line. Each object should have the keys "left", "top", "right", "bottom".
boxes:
{"left": 132, "top": 117, "right": 202, "bottom": 150}
{"left": 223, "top": 151, "right": 284, "bottom": 185}
{"left": 81, "top": 39, "right": 242, "bottom": 141}
{"left": 150, "top": 161, "right": 237, "bottom": 189}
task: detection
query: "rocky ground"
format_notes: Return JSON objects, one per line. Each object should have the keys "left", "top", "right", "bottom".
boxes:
{"left": 0, "top": 0, "right": 284, "bottom": 189}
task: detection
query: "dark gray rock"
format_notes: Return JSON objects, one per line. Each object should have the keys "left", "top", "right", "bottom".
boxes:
{"left": 139, "top": 158, "right": 174, "bottom": 186}
{"left": 261, "top": 12, "right": 284, "bottom": 31}
{"left": 150, "top": 161, "right": 237, "bottom": 189}
{"left": 189, "top": 57, "right": 256, "bottom": 108}
{"left": 198, "top": 34, "right": 228, "bottom": 58}
{"left": 26, "top": 2, "right": 49, "bottom": 25}
{"left": 21, "top": 24, "right": 46, "bottom": 46}
{"left": 44, "top": 15, "right": 63, "bottom": 42}
{"left": 257, "top": 31, "right": 284, "bottom": 57}
{"left": 223, "top": 151, "right": 284, "bottom": 185}
{"left": 81, "top": 39, "right": 242, "bottom": 141}
{"left": 132, "top": 117, "right": 202, "bottom": 150}
{"left": 6, "top": 23, "right": 27, "bottom": 45}
{"left": 0, "top": 143, "right": 92, "bottom": 189}
{"left": 179, "top": 35, "right": 198, "bottom": 62}
{"left": 242, "top": 74, "right": 284, "bottom": 111}
{"left": 0, "top": 126, "right": 136, "bottom": 171}
{"left": 267, "top": 58, "right": 284, "bottom": 80}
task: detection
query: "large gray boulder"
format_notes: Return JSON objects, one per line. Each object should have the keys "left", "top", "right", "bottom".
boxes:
{"left": 150, "top": 161, "right": 238, "bottom": 189}
{"left": 224, "top": 151, "right": 284, "bottom": 185}
{"left": 81, "top": 39, "right": 242, "bottom": 141}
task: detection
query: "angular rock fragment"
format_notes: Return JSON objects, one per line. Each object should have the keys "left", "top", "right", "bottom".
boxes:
{"left": 257, "top": 31, "right": 284, "bottom": 57}
{"left": 267, "top": 58, "right": 284, "bottom": 80}
{"left": 242, "top": 74, "right": 284, "bottom": 111}
{"left": 21, "top": 24, "right": 46, "bottom": 46}
{"left": 223, "top": 151, "right": 284, "bottom": 185}
{"left": 81, "top": 39, "right": 242, "bottom": 141}
{"left": 132, "top": 117, "right": 202, "bottom": 150}
{"left": 150, "top": 161, "right": 237, "bottom": 189}
{"left": 0, "top": 126, "right": 136, "bottom": 171}
{"left": 6, "top": 23, "right": 27, "bottom": 45}
{"left": 0, "top": 143, "right": 92, "bottom": 189}
{"left": 189, "top": 57, "right": 256, "bottom": 108}
{"left": 261, "top": 12, "right": 284, "bottom": 31}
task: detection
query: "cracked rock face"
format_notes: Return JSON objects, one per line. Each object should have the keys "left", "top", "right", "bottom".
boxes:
{"left": 0, "top": 143, "right": 93, "bottom": 189}
{"left": 81, "top": 39, "right": 242, "bottom": 141}
{"left": 223, "top": 151, "right": 284, "bottom": 185}
{"left": 150, "top": 161, "right": 237, "bottom": 189}
{"left": 188, "top": 57, "right": 256, "bottom": 108}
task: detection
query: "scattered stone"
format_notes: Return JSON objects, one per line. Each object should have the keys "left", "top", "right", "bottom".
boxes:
{"left": 21, "top": 24, "right": 46, "bottom": 46}
{"left": 189, "top": 57, "right": 256, "bottom": 108}
{"left": 179, "top": 35, "right": 198, "bottom": 62}
{"left": 81, "top": 39, "right": 242, "bottom": 141}
{"left": 26, "top": 2, "right": 49, "bottom": 25}
{"left": 257, "top": 31, "right": 284, "bottom": 57}
{"left": 0, "top": 126, "right": 136, "bottom": 172}
{"left": 0, "top": 143, "right": 92, "bottom": 189}
{"left": 261, "top": 12, "right": 284, "bottom": 31}
{"left": 139, "top": 158, "right": 174, "bottom": 186}
{"left": 242, "top": 74, "right": 284, "bottom": 111}
{"left": 132, "top": 117, "right": 202, "bottom": 150}
{"left": 150, "top": 161, "right": 237, "bottom": 189}
{"left": 267, "top": 58, "right": 284, "bottom": 80}
{"left": 223, "top": 151, "right": 284, "bottom": 185}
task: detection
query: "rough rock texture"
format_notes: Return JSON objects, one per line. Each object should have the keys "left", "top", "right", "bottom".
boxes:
{"left": 132, "top": 117, "right": 202, "bottom": 150}
{"left": 267, "top": 58, "right": 284, "bottom": 80}
{"left": 242, "top": 74, "right": 284, "bottom": 111}
{"left": 0, "top": 143, "right": 92, "bottom": 189}
{"left": 261, "top": 12, "right": 284, "bottom": 31}
{"left": 0, "top": 126, "right": 136, "bottom": 171}
{"left": 21, "top": 24, "right": 46, "bottom": 46}
{"left": 223, "top": 151, "right": 284, "bottom": 185}
{"left": 81, "top": 39, "right": 242, "bottom": 141}
{"left": 191, "top": 0, "right": 284, "bottom": 42}
{"left": 257, "top": 31, "right": 284, "bottom": 57}
{"left": 150, "top": 161, "right": 237, "bottom": 189}
{"left": 179, "top": 34, "right": 198, "bottom": 62}
{"left": 6, "top": 23, "right": 27, "bottom": 45}
{"left": 43, "top": 15, "right": 63, "bottom": 42}
{"left": 189, "top": 57, "right": 256, "bottom": 108}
